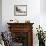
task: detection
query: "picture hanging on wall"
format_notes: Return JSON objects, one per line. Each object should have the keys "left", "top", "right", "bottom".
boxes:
{"left": 14, "top": 5, "right": 27, "bottom": 16}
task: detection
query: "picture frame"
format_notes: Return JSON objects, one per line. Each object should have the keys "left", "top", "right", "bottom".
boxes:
{"left": 14, "top": 5, "right": 27, "bottom": 16}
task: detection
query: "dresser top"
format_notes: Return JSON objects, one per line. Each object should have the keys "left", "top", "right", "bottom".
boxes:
{"left": 7, "top": 23, "right": 34, "bottom": 25}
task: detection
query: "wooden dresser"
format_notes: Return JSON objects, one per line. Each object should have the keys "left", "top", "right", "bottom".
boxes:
{"left": 7, "top": 23, "right": 34, "bottom": 46}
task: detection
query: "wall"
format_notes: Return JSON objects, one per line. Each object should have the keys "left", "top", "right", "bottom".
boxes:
{"left": 40, "top": 0, "right": 46, "bottom": 13}
{"left": 0, "top": 0, "right": 2, "bottom": 32}
{"left": 2, "top": 0, "right": 43, "bottom": 46}
{"left": 40, "top": 0, "right": 46, "bottom": 31}
{"left": 2, "top": 0, "right": 40, "bottom": 30}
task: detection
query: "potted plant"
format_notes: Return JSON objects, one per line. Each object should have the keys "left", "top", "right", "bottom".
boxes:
{"left": 36, "top": 25, "right": 45, "bottom": 46}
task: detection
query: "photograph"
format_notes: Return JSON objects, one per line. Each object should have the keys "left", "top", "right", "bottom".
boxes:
{"left": 14, "top": 5, "right": 27, "bottom": 16}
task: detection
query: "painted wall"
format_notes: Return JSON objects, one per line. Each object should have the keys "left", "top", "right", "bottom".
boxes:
{"left": 0, "top": 0, "right": 2, "bottom": 32}
{"left": 40, "top": 0, "right": 46, "bottom": 32}
{"left": 2, "top": 0, "right": 40, "bottom": 30}
{"left": 40, "top": 0, "right": 46, "bottom": 13}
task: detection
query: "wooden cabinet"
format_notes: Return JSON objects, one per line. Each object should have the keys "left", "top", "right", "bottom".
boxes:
{"left": 7, "top": 23, "right": 34, "bottom": 46}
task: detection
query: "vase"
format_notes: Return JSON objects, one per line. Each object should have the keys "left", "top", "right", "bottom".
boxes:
{"left": 39, "top": 40, "right": 45, "bottom": 46}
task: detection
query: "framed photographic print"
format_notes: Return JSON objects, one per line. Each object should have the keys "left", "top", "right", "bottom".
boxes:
{"left": 14, "top": 5, "right": 27, "bottom": 16}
